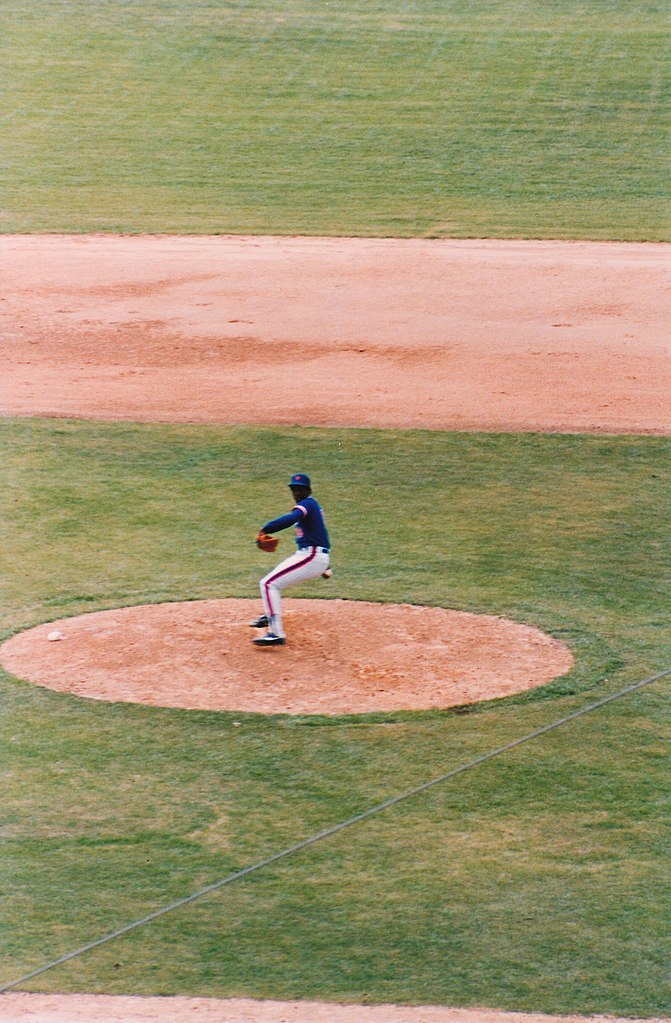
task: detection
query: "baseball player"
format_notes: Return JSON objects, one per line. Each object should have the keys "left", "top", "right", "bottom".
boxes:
{"left": 251, "top": 473, "right": 331, "bottom": 646}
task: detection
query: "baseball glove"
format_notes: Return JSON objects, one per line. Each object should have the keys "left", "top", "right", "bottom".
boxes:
{"left": 256, "top": 531, "right": 279, "bottom": 552}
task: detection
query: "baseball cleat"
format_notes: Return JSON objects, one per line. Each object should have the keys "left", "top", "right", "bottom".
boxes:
{"left": 252, "top": 632, "right": 285, "bottom": 646}
{"left": 249, "top": 615, "right": 269, "bottom": 628}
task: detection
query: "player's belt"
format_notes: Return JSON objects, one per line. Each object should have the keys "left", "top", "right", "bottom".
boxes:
{"left": 299, "top": 545, "right": 330, "bottom": 554}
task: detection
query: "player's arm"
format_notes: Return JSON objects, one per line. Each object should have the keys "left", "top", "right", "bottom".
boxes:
{"left": 261, "top": 507, "right": 305, "bottom": 534}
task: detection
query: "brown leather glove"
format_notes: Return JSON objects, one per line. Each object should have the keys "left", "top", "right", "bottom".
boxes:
{"left": 256, "top": 531, "right": 279, "bottom": 552}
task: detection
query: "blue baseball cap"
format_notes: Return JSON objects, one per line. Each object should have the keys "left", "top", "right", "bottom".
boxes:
{"left": 289, "top": 473, "right": 311, "bottom": 489}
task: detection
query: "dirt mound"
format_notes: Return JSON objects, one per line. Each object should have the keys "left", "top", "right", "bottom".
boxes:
{"left": 0, "top": 599, "right": 573, "bottom": 715}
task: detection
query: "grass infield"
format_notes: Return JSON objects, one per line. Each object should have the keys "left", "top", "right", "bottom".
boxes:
{"left": 1, "top": 0, "right": 669, "bottom": 239}
{"left": 1, "top": 418, "right": 670, "bottom": 1014}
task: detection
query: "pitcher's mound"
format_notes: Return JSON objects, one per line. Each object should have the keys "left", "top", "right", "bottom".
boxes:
{"left": 0, "top": 599, "right": 573, "bottom": 715}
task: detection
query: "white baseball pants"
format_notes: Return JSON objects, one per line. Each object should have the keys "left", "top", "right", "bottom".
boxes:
{"left": 260, "top": 546, "right": 330, "bottom": 639}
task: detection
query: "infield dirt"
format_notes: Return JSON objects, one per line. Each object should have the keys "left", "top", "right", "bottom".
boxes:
{"left": 2, "top": 235, "right": 669, "bottom": 434}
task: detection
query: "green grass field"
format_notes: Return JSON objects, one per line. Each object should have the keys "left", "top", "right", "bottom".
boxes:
{"left": 2, "top": 419, "right": 670, "bottom": 1015}
{"left": 2, "top": 0, "right": 669, "bottom": 239}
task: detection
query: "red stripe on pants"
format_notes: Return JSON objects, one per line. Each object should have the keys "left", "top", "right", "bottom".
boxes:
{"left": 263, "top": 547, "right": 317, "bottom": 617}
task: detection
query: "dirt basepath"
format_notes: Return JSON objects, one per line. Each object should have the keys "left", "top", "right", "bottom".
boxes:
{"left": 1, "top": 235, "right": 669, "bottom": 434}
{"left": 2, "top": 994, "right": 669, "bottom": 1023}
{"left": 2, "top": 236, "right": 668, "bottom": 1023}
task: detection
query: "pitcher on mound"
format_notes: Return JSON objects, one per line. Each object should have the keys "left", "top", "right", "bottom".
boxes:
{"left": 251, "top": 473, "right": 331, "bottom": 646}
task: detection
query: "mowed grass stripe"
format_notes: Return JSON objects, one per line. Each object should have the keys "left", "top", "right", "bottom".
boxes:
{"left": 3, "top": 663, "right": 669, "bottom": 998}
{"left": 2, "top": 0, "right": 669, "bottom": 237}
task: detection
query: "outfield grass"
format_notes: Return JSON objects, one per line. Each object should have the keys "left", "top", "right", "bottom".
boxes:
{"left": 1, "top": 419, "right": 670, "bottom": 1014}
{"left": 2, "top": 0, "right": 669, "bottom": 239}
